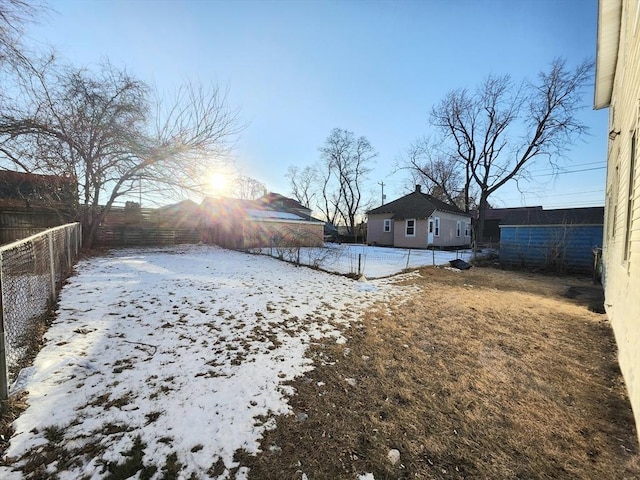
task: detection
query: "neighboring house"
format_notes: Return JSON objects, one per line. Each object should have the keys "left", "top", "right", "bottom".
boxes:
{"left": 499, "top": 207, "right": 604, "bottom": 273}
{"left": 257, "top": 193, "right": 313, "bottom": 219}
{"left": 594, "top": 0, "right": 640, "bottom": 439}
{"left": 367, "top": 185, "right": 471, "bottom": 249}
{"left": 322, "top": 221, "right": 340, "bottom": 241}
{"left": 200, "top": 195, "right": 324, "bottom": 249}
{"left": 470, "top": 206, "right": 543, "bottom": 244}
{"left": 152, "top": 200, "right": 201, "bottom": 229}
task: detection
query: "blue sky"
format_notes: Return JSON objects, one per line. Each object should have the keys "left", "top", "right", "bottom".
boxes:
{"left": 26, "top": 0, "right": 607, "bottom": 210}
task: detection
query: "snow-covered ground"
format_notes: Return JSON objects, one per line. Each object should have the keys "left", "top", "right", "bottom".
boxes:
{"left": 1, "top": 244, "right": 428, "bottom": 480}
{"left": 252, "top": 243, "right": 472, "bottom": 278}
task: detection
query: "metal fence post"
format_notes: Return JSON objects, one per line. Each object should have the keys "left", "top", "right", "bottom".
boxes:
{"left": 0, "top": 251, "right": 8, "bottom": 404}
{"left": 48, "top": 232, "right": 56, "bottom": 302}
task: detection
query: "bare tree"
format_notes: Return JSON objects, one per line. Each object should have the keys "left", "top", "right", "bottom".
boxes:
{"left": 409, "top": 58, "right": 592, "bottom": 243}
{"left": 0, "top": 0, "right": 45, "bottom": 67}
{"left": 316, "top": 153, "right": 341, "bottom": 227}
{"left": 231, "top": 175, "right": 266, "bottom": 200}
{"left": 318, "top": 128, "right": 376, "bottom": 236}
{"left": 286, "top": 165, "right": 316, "bottom": 208}
{"left": 404, "top": 137, "right": 469, "bottom": 209}
{"left": 0, "top": 60, "right": 240, "bottom": 247}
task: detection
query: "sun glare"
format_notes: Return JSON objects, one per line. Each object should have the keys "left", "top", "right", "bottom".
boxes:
{"left": 209, "top": 173, "right": 228, "bottom": 193}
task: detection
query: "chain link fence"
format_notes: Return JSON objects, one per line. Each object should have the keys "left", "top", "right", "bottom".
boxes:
{"left": 0, "top": 223, "right": 82, "bottom": 401}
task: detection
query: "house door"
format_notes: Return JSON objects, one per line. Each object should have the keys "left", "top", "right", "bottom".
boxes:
{"left": 428, "top": 219, "right": 434, "bottom": 245}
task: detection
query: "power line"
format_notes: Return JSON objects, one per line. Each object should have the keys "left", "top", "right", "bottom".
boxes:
{"left": 528, "top": 166, "right": 606, "bottom": 178}
{"left": 498, "top": 189, "right": 604, "bottom": 202}
{"left": 542, "top": 200, "right": 605, "bottom": 208}
{"left": 540, "top": 189, "right": 604, "bottom": 198}
{"left": 525, "top": 160, "right": 606, "bottom": 174}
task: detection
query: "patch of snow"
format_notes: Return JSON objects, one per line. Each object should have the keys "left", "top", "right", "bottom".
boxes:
{"left": 254, "top": 244, "right": 473, "bottom": 278}
{"left": 246, "top": 208, "right": 303, "bottom": 220}
{"left": 387, "top": 448, "right": 401, "bottom": 465}
{"left": 0, "top": 245, "right": 406, "bottom": 478}
{"left": 444, "top": 266, "right": 462, "bottom": 272}
{"left": 235, "top": 466, "right": 250, "bottom": 479}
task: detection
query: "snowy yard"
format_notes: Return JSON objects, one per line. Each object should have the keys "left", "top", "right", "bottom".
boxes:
{"left": 1, "top": 244, "right": 416, "bottom": 479}
{"left": 253, "top": 243, "right": 472, "bottom": 278}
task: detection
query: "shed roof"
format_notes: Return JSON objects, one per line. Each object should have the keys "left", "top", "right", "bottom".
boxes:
{"left": 367, "top": 185, "right": 467, "bottom": 219}
{"left": 500, "top": 207, "right": 604, "bottom": 226}
{"left": 200, "top": 196, "right": 323, "bottom": 224}
{"left": 469, "top": 206, "right": 543, "bottom": 221}
{"left": 258, "top": 193, "right": 310, "bottom": 212}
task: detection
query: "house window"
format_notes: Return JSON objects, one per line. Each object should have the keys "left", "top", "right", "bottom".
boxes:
{"left": 434, "top": 217, "right": 440, "bottom": 236}
{"left": 464, "top": 222, "right": 470, "bottom": 237}
{"left": 456, "top": 221, "right": 462, "bottom": 237}
{"left": 383, "top": 219, "right": 391, "bottom": 232}
{"left": 624, "top": 132, "right": 636, "bottom": 262}
{"left": 405, "top": 219, "right": 416, "bottom": 237}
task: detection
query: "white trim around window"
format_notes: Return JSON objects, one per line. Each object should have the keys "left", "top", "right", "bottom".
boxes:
{"left": 383, "top": 218, "right": 391, "bottom": 232}
{"left": 456, "top": 220, "right": 462, "bottom": 237}
{"left": 405, "top": 218, "right": 416, "bottom": 237}
{"left": 434, "top": 217, "right": 440, "bottom": 236}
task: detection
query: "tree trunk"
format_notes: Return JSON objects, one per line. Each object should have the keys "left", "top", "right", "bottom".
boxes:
{"left": 464, "top": 162, "right": 471, "bottom": 213}
{"left": 475, "top": 194, "right": 490, "bottom": 249}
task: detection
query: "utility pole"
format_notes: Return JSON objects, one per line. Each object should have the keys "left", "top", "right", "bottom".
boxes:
{"left": 379, "top": 181, "right": 386, "bottom": 206}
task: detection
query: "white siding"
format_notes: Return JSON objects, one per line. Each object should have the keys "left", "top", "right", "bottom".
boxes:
{"left": 600, "top": 0, "right": 640, "bottom": 442}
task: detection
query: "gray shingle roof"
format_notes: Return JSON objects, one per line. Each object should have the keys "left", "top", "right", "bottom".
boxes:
{"left": 367, "top": 187, "right": 466, "bottom": 219}
{"left": 500, "top": 207, "right": 604, "bottom": 226}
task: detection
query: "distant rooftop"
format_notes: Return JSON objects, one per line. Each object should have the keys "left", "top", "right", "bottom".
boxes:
{"left": 500, "top": 207, "right": 604, "bottom": 226}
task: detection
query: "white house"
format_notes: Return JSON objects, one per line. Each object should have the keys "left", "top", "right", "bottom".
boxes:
{"left": 594, "top": 0, "right": 640, "bottom": 440}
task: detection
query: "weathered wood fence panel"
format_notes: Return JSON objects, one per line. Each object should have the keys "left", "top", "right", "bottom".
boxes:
{"left": 95, "top": 226, "right": 201, "bottom": 247}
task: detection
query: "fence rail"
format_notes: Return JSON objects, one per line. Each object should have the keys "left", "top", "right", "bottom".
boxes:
{"left": 0, "top": 222, "right": 82, "bottom": 403}
{"left": 95, "top": 226, "right": 200, "bottom": 247}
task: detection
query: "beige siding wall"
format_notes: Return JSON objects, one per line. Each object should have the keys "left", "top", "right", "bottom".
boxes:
{"left": 393, "top": 218, "right": 429, "bottom": 248}
{"left": 243, "top": 221, "right": 324, "bottom": 248}
{"left": 207, "top": 218, "right": 323, "bottom": 249}
{"left": 367, "top": 214, "right": 395, "bottom": 246}
{"left": 603, "top": 0, "right": 640, "bottom": 439}
{"left": 392, "top": 211, "right": 471, "bottom": 249}
{"left": 434, "top": 211, "right": 472, "bottom": 247}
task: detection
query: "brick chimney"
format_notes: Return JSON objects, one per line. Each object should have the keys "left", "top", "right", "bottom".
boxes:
{"left": 415, "top": 185, "right": 421, "bottom": 193}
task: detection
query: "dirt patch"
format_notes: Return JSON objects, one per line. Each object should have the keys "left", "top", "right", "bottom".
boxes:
{"left": 243, "top": 266, "right": 639, "bottom": 479}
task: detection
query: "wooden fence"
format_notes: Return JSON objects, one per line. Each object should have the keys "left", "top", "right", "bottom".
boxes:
{"left": 95, "top": 226, "right": 201, "bottom": 247}
{"left": 0, "top": 207, "right": 72, "bottom": 246}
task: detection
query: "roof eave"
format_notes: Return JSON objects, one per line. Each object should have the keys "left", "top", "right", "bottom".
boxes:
{"left": 594, "top": 0, "right": 622, "bottom": 110}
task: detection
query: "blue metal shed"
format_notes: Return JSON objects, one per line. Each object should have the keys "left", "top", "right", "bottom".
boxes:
{"left": 499, "top": 207, "right": 604, "bottom": 273}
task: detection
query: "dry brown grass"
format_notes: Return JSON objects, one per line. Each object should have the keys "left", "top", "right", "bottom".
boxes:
{"left": 242, "top": 266, "right": 640, "bottom": 479}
